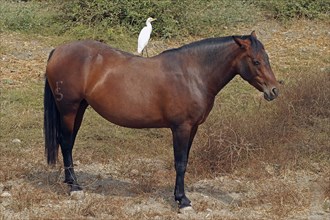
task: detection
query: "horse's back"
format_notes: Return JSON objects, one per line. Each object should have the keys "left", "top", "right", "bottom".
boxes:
{"left": 47, "top": 40, "right": 126, "bottom": 73}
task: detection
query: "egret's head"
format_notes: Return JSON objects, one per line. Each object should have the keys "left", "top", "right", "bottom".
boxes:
{"left": 146, "top": 17, "right": 157, "bottom": 24}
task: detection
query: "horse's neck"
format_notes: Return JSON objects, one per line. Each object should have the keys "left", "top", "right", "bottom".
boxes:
{"left": 183, "top": 44, "right": 240, "bottom": 96}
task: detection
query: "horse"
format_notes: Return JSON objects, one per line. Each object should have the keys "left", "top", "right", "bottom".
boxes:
{"left": 44, "top": 31, "right": 279, "bottom": 211}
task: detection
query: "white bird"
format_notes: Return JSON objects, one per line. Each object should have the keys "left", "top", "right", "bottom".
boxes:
{"left": 137, "top": 17, "right": 156, "bottom": 57}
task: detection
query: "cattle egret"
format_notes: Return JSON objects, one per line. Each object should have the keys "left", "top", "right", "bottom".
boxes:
{"left": 137, "top": 17, "right": 156, "bottom": 57}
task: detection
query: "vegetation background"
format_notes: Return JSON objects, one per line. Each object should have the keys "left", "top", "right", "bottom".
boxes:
{"left": 0, "top": 0, "right": 329, "bottom": 219}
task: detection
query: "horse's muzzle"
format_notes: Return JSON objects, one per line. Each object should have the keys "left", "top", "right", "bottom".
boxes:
{"left": 264, "top": 87, "right": 279, "bottom": 101}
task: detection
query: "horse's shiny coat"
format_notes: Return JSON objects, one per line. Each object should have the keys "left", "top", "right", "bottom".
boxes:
{"left": 44, "top": 31, "right": 279, "bottom": 209}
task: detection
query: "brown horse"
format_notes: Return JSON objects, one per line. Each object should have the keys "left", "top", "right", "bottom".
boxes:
{"left": 44, "top": 31, "right": 279, "bottom": 210}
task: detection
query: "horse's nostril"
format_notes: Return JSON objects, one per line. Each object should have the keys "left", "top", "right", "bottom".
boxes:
{"left": 272, "top": 87, "right": 279, "bottom": 97}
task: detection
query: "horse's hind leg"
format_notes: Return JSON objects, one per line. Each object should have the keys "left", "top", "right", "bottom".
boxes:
{"left": 59, "top": 100, "right": 88, "bottom": 191}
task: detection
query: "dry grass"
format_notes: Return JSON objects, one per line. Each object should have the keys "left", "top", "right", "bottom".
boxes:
{"left": 190, "top": 70, "right": 329, "bottom": 176}
{"left": 241, "top": 175, "right": 311, "bottom": 218}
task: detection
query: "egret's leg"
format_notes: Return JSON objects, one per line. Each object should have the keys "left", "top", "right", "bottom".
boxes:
{"left": 145, "top": 47, "right": 149, "bottom": 57}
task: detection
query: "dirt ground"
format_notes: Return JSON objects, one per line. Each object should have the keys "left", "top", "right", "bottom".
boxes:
{"left": 1, "top": 20, "right": 329, "bottom": 219}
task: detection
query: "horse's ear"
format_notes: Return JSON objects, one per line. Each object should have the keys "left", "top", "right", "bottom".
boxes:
{"left": 251, "top": 30, "right": 257, "bottom": 39}
{"left": 233, "top": 36, "right": 250, "bottom": 49}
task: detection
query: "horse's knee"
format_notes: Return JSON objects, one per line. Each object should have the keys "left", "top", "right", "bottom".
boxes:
{"left": 175, "top": 161, "right": 187, "bottom": 174}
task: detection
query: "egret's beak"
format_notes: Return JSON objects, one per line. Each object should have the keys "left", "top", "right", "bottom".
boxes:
{"left": 151, "top": 18, "right": 157, "bottom": 22}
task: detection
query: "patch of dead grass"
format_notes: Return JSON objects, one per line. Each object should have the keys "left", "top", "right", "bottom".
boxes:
{"left": 242, "top": 176, "right": 310, "bottom": 218}
{"left": 190, "top": 20, "right": 329, "bottom": 178}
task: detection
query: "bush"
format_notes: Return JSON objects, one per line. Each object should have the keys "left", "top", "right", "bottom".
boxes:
{"left": 58, "top": 0, "right": 261, "bottom": 40}
{"left": 59, "top": 0, "right": 183, "bottom": 39}
{"left": 58, "top": 0, "right": 329, "bottom": 42}
{"left": 190, "top": 71, "right": 330, "bottom": 177}
{"left": 0, "top": 1, "right": 57, "bottom": 33}
{"left": 1, "top": 0, "right": 329, "bottom": 43}
{"left": 251, "top": 0, "right": 330, "bottom": 20}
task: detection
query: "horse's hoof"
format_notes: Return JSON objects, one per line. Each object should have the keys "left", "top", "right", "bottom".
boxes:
{"left": 68, "top": 182, "right": 83, "bottom": 192}
{"left": 178, "top": 205, "right": 195, "bottom": 214}
{"left": 70, "top": 190, "right": 85, "bottom": 200}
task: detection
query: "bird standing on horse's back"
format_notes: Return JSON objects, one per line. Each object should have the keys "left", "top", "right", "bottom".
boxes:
{"left": 137, "top": 17, "right": 156, "bottom": 57}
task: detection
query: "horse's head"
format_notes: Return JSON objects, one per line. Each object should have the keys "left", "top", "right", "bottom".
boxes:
{"left": 233, "top": 31, "right": 279, "bottom": 101}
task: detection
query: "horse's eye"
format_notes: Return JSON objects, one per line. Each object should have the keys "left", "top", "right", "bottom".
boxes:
{"left": 253, "top": 60, "right": 260, "bottom": 66}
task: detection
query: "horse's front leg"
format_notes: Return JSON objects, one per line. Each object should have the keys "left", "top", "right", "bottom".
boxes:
{"left": 174, "top": 160, "right": 191, "bottom": 208}
{"left": 171, "top": 124, "right": 198, "bottom": 209}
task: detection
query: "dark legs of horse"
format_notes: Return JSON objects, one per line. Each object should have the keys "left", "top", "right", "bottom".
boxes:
{"left": 59, "top": 124, "right": 81, "bottom": 191}
{"left": 59, "top": 101, "right": 88, "bottom": 191}
{"left": 172, "top": 124, "right": 198, "bottom": 209}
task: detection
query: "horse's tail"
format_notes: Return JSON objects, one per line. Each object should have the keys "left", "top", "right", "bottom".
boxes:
{"left": 44, "top": 49, "right": 60, "bottom": 165}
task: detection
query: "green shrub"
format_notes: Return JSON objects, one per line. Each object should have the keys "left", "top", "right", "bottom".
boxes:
{"left": 59, "top": 0, "right": 183, "bottom": 39}
{"left": 251, "top": 0, "right": 330, "bottom": 20}
{"left": 1, "top": 0, "right": 328, "bottom": 42}
{"left": 0, "top": 0, "right": 59, "bottom": 34}
{"left": 58, "top": 0, "right": 261, "bottom": 39}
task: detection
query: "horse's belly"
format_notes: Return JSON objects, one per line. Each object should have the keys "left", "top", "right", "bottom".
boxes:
{"left": 89, "top": 100, "right": 168, "bottom": 128}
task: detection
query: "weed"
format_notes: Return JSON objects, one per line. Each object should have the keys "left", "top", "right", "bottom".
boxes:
{"left": 243, "top": 178, "right": 310, "bottom": 218}
{"left": 252, "top": 0, "right": 330, "bottom": 21}
{"left": 0, "top": 0, "right": 60, "bottom": 35}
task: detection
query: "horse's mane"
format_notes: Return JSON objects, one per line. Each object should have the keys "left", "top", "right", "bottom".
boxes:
{"left": 160, "top": 36, "right": 234, "bottom": 54}
{"left": 180, "top": 36, "right": 236, "bottom": 51}
{"left": 160, "top": 35, "right": 261, "bottom": 55}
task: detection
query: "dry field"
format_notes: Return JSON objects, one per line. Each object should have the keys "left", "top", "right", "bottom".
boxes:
{"left": 0, "top": 20, "right": 329, "bottom": 219}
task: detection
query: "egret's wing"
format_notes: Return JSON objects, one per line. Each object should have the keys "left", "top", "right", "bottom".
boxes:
{"left": 137, "top": 26, "right": 152, "bottom": 53}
